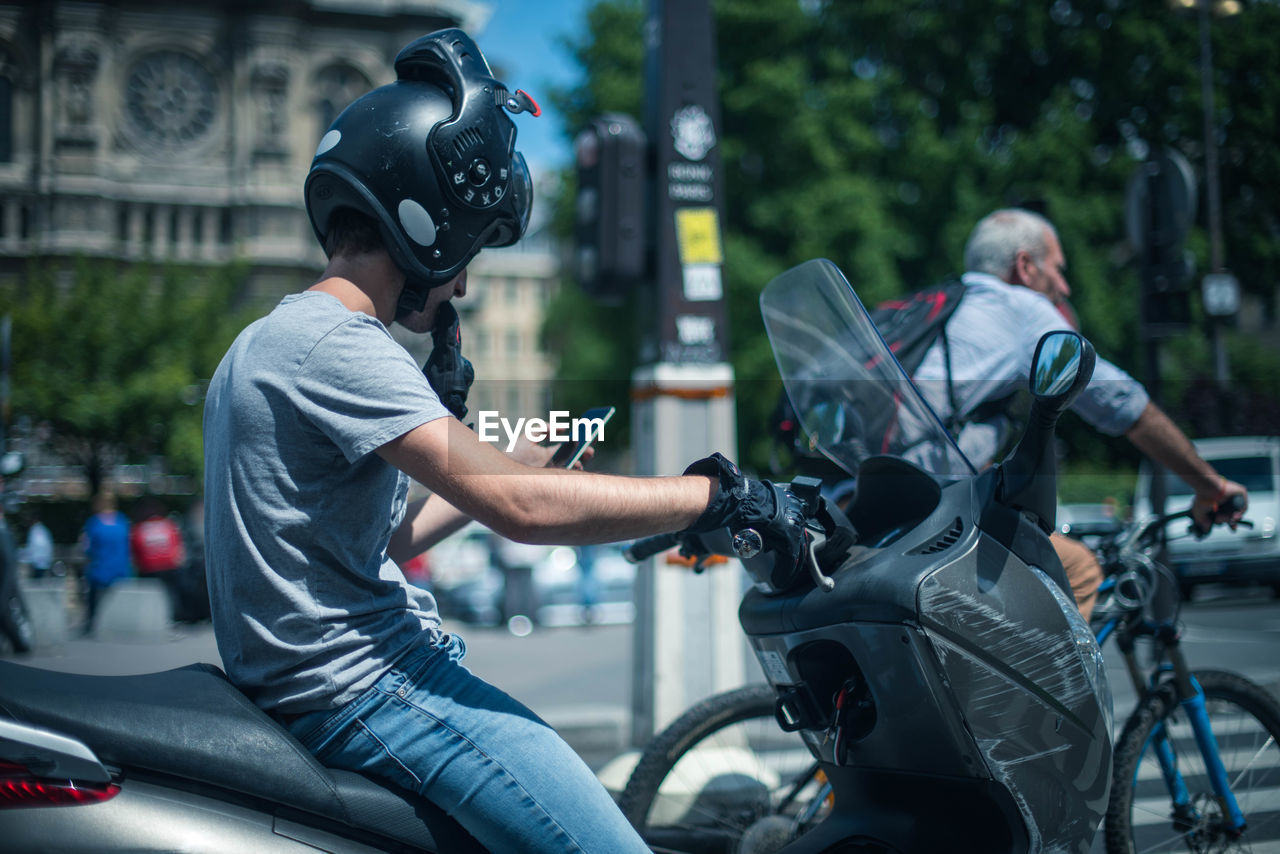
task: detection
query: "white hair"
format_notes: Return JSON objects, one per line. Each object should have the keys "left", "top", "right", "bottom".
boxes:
{"left": 963, "top": 208, "right": 1058, "bottom": 279}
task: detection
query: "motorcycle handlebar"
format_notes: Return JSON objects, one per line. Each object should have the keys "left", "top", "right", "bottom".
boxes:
{"left": 623, "top": 532, "right": 682, "bottom": 563}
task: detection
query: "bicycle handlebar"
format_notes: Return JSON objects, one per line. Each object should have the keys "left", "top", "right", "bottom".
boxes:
{"left": 1129, "top": 493, "right": 1250, "bottom": 545}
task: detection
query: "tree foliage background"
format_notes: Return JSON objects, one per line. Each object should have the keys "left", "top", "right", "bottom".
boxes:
{"left": 543, "top": 0, "right": 1280, "bottom": 493}
{"left": 1, "top": 260, "right": 257, "bottom": 495}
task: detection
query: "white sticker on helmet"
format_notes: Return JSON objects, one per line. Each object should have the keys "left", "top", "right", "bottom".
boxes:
{"left": 315, "top": 129, "right": 341, "bottom": 158}
{"left": 398, "top": 199, "right": 437, "bottom": 247}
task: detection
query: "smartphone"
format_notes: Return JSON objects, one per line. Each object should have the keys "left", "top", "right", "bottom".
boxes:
{"left": 552, "top": 406, "right": 616, "bottom": 468}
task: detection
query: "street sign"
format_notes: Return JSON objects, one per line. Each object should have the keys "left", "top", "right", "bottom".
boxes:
{"left": 1202, "top": 272, "right": 1240, "bottom": 317}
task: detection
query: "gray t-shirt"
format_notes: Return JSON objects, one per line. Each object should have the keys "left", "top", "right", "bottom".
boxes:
{"left": 203, "top": 291, "right": 450, "bottom": 715}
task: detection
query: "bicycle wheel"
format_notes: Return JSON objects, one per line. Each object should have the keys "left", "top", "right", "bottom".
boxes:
{"left": 618, "top": 683, "right": 827, "bottom": 854}
{"left": 1105, "top": 669, "right": 1280, "bottom": 854}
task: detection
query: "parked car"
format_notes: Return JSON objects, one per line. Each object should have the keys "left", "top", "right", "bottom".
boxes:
{"left": 1056, "top": 501, "right": 1124, "bottom": 548}
{"left": 428, "top": 524, "right": 505, "bottom": 626}
{"left": 1133, "top": 435, "right": 1280, "bottom": 599}
{"left": 426, "top": 524, "right": 637, "bottom": 627}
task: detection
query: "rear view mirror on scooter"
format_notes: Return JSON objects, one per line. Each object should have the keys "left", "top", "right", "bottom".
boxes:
{"left": 998, "top": 330, "right": 1097, "bottom": 536}
{"left": 1030, "top": 331, "right": 1095, "bottom": 410}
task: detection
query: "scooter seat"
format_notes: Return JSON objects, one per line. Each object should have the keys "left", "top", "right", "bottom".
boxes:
{"left": 0, "top": 660, "right": 483, "bottom": 852}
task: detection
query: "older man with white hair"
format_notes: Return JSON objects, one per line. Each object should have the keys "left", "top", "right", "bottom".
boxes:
{"left": 913, "top": 208, "right": 1247, "bottom": 619}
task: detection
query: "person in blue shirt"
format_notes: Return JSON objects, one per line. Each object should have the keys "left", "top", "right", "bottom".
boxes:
{"left": 80, "top": 491, "right": 131, "bottom": 636}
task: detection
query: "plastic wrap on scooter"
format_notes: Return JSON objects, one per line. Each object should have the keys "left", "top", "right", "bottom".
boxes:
{"left": 919, "top": 537, "right": 1112, "bottom": 854}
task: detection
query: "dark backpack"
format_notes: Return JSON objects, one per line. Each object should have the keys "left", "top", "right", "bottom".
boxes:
{"left": 770, "top": 279, "right": 967, "bottom": 478}
{"left": 869, "top": 279, "right": 967, "bottom": 378}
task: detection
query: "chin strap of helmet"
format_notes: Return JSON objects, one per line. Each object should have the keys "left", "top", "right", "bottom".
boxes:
{"left": 395, "top": 276, "right": 432, "bottom": 321}
{"left": 422, "top": 301, "right": 474, "bottom": 421}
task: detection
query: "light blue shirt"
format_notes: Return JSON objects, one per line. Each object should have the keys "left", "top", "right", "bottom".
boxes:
{"left": 203, "top": 292, "right": 451, "bottom": 715}
{"left": 24, "top": 521, "right": 54, "bottom": 571}
{"left": 913, "top": 272, "right": 1149, "bottom": 467}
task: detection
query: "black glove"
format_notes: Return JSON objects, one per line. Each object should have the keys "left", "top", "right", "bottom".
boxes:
{"left": 422, "top": 301, "right": 474, "bottom": 421}
{"left": 683, "top": 453, "right": 808, "bottom": 578}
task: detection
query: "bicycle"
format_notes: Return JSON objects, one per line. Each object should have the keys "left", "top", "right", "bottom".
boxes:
{"left": 1091, "top": 500, "right": 1280, "bottom": 853}
{"left": 618, "top": 500, "right": 1280, "bottom": 854}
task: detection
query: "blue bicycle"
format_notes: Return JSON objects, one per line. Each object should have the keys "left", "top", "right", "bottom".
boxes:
{"left": 1091, "top": 500, "right": 1280, "bottom": 853}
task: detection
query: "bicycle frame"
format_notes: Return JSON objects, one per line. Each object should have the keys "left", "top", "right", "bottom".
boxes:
{"left": 1092, "top": 538, "right": 1248, "bottom": 837}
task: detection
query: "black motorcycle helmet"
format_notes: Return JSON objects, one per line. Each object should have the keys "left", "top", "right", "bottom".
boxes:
{"left": 305, "top": 29, "right": 537, "bottom": 316}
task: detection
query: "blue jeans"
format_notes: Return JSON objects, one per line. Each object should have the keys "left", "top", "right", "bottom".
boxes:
{"left": 284, "top": 632, "right": 649, "bottom": 854}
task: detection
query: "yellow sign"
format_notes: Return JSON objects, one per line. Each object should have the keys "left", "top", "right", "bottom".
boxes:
{"left": 674, "top": 207, "right": 723, "bottom": 265}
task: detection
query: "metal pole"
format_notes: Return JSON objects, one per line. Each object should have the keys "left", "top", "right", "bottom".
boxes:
{"left": 630, "top": 0, "right": 746, "bottom": 746}
{"left": 1198, "top": 0, "right": 1230, "bottom": 387}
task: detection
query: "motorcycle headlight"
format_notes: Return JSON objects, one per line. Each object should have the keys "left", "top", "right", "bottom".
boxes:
{"left": 1031, "top": 567, "right": 1113, "bottom": 736}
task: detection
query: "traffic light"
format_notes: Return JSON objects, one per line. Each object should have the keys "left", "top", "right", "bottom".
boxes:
{"left": 574, "top": 113, "right": 647, "bottom": 302}
{"left": 1126, "top": 150, "right": 1195, "bottom": 337}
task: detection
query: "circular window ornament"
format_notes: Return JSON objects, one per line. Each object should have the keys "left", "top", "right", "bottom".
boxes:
{"left": 123, "top": 50, "right": 218, "bottom": 149}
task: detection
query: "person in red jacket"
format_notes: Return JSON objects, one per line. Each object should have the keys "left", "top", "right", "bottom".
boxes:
{"left": 129, "top": 498, "right": 186, "bottom": 622}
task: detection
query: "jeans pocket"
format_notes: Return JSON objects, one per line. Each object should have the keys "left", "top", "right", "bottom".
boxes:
{"left": 383, "top": 632, "right": 462, "bottom": 701}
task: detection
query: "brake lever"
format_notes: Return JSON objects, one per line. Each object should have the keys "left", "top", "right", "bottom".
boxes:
{"left": 805, "top": 526, "right": 836, "bottom": 593}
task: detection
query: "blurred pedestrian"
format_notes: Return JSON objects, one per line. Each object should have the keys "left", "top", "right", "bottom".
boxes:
{"left": 129, "top": 497, "right": 187, "bottom": 624}
{"left": 22, "top": 510, "right": 54, "bottom": 580}
{"left": 0, "top": 477, "right": 33, "bottom": 653}
{"left": 80, "top": 492, "right": 132, "bottom": 636}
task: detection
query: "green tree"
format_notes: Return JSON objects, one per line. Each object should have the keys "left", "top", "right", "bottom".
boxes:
{"left": 548, "top": 0, "right": 1280, "bottom": 475}
{"left": 1, "top": 259, "right": 257, "bottom": 494}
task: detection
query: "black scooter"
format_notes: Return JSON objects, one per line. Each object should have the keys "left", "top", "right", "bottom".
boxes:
{"left": 620, "top": 259, "right": 1113, "bottom": 853}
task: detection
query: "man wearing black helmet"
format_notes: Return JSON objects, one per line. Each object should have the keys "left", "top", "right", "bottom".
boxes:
{"left": 202, "top": 29, "right": 799, "bottom": 852}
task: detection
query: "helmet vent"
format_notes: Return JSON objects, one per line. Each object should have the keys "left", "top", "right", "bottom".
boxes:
{"left": 453, "top": 127, "right": 486, "bottom": 157}
{"left": 908, "top": 518, "right": 963, "bottom": 555}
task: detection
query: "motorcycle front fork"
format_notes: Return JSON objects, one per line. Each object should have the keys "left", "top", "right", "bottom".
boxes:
{"left": 1116, "top": 629, "right": 1245, "bottom": 835}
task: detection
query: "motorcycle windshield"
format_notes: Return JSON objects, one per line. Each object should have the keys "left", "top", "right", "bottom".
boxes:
{"left": 761, "top": 259, "right": 976, "bottom": 480}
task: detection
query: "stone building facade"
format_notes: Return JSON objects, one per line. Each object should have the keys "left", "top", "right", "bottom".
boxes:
{"left": 0, "top": 0, "right": 567, "bottom": 502}
{"left": 0, "top": 0, "right": 563, "bottom": 473}
{"left": 0, "top": 1, "right": 495, "bottom": 283}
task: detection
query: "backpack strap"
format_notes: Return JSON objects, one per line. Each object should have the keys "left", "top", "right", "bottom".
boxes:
{"left": 940, "top": 322, "right": 961, "bottom": 435}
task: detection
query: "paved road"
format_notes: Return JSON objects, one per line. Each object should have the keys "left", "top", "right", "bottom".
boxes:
{"left": 6, "top": 582, "right": 1279, "bottom": 848}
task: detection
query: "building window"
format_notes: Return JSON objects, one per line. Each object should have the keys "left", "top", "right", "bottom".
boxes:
{"left": 123, "top": 50, "right": 218, "bottom": 151}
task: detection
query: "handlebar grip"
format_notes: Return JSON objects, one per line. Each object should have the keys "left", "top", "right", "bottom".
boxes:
{"left": 1220, "top": 493, "right": 1246, "bottom": 514}
{"left": 1191, "top": 492, "right": 1249, "bottom": 539}
{"left": 624, "top": 532, "right": 681, "bottom": 563}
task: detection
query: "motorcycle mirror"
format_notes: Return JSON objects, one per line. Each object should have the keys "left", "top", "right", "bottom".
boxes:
{"left": 1027, "top": 331, "right": 1095, "bottom": 420}
{"left": 995, "top": 331, "right": 1096, "bottom": 534}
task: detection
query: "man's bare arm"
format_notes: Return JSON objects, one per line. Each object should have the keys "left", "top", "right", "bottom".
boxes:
{"left": 377, "top": 417, "right": 714, "bottom": 545}
{"left": 1124, "top": 402, "right": 1247, "bottom": 526}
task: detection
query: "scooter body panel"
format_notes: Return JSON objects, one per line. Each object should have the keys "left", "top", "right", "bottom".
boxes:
{"left": 741, "top": 472, "right": 1112, "bottom": 853}
{"left": 0, "top": 776, "right": 390, "bottom": 854}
